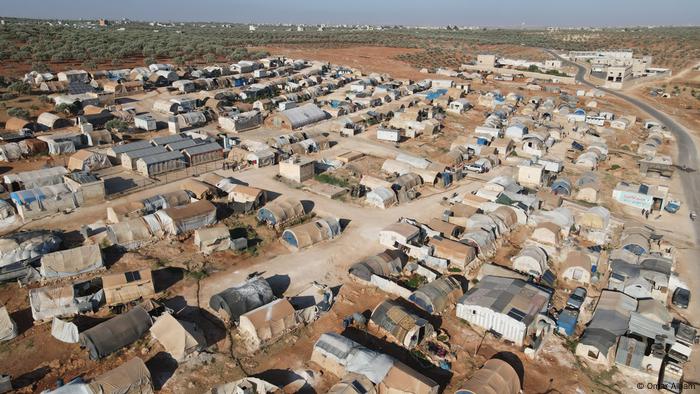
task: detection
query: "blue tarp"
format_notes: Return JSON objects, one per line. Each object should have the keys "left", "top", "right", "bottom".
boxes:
{"left": 557, "top": 308, "right": 579, "bottom": 336}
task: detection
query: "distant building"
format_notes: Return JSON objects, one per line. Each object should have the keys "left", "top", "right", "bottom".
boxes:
{"left": 279, "top": 157, "right": 315, "bottom": 183}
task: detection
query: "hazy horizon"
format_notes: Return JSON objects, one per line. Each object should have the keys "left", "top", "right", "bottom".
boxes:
{"left": 2, "top": 0, "right": 699, "bottom": 27}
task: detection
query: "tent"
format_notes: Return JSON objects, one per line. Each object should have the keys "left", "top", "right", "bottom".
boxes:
{"left": 102, "top": 269, "right": 155, "bottom": 306}
{"left": 281, "top": 217, "right": 341, "bottom": 250}
{"left": 208, "top": 378, "right": 278, "bottom": 394}
{"left": 328, "top": 373, "right": 376, "bottom": 394}
{"left": 511, "top": 245, "right": 548, "bottom": 277}
{"left": 530, "top": 222, "right": 561, "bottom": 246}
{"left": 349, "top": 250, "right": 406, "bottom": 282}
{"left": 51, "top": 317, "right": 79, "bottom": 343}
{"left": 370, "top": 299, "right": 433, "bottom": 349}
{"left": 209, "top": 277, "right": 275, "bottom": 322}
{"left": 4, "top": 166, "right": 68, "bottom": 190}
{"left": 0, "top": 306, "right": 17, "bottom": 341}
{"left": 150, "top": 313, "right": 206, "bottom": 361}
{"left": 155, "top": 200, "right": 217, "bottom": 235}
{"left": 40, "top": 244, "right": 104, "bottom": 279}
{"left": 0, "top": 230, "right": 61, "bottom": 268}
{"left": 409, "top": 276, "right": 463, "bottom": 314}
{"left": 105, "top": 217, "right": 157, "bottom": 250}
{"left": 194, "top": 225, "right": 238, "bottom": 254}
{"left": 238, "top": 299, "right": 297, "bottom": 349}
{"left": 29, "top": 279, "right": 104, "bottom": 322}
{"left": 0, "top": 143, "right": 22, "bottom": 162}
{"left": 365, "top": 187, "right": 397, "bottom": 209}
{"left": 455, "top": 358, "right": 521, "bottom": 394}
{"left": 428, "top": 237, "right": 476, "bottom": 269}
{"left": 79, "top": 305, "right": 153, "bottom": 360}
{"left": 561, "top": 250, "right": 593, "bottom": 284}
{"left": 88, "top": 357, "right": 154, "bottom": 394}
{"left": 181, "top": 179, "right": 217, "bottom": 200}
{"left": 256, "top": 197, "right": 305, "bottom": 226}
{"left": 67, "top": 150, "right": 112, "bottom": 172}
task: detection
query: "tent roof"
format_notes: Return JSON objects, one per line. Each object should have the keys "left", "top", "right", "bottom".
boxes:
{"left": 150, "top": 313, "right": 206, "bottom": 361}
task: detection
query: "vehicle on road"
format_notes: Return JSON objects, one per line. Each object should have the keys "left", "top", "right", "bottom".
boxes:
{"left": 672, "top": 287, "right": 691, "bottom": 309}
{"left": 464, "top": 163, "right": 486, "bottom": 173}
{"left": 566, "top": 287, "right": 587, "bottom": 310}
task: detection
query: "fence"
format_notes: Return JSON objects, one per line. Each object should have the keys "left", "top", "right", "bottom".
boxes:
{"left": 106, "top": 159, "right": 225, "bottom": 200}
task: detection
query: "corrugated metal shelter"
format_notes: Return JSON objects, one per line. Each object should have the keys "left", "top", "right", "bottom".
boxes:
{"left": 182, "top": 142, "right": 223, "bottom": 166}
{"left": 209, "top": 277, "right": 275, "bottom": 322}
{"left": 79, "top": 305, "right": 153, "bottom": 360}
{"left": 370, "top": 299, "right": 434, "bottom": 349}
{"left": 121, "top": 146, "right": 168, "bottom": 170}
{"left": 409, "top": 276, "right": 463, "bottom": 314}
{"left": 135, "top": 149, "right": 185, "bottom": 177}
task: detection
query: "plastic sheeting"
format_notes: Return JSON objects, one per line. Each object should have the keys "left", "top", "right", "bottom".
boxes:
{"left": 0, "top": 143, "right": 22, "bottom": 162}
{"left": 313, "top": 333, "right": 394, "bottom": 384}
{"left": 80, "top": 305, "right": 153, "bottom": 360}
{"left": 209, "top": 277, "right": 275, "bottom": 322}
{"left": 409, "top": 276, "right": 463, "bottom": 314}
{"left": 0, "top": 230, "right": 61, "bottom": 268}
{"left": 40, "top": 244, "right": 104, "bottom": 279}
{"left": 349, "top": 250, "right": 406, "bottom": 282}
{"left": 29, "top": 281, "right": 104, "bottom": 322}
{"left": 0, "top": 306, "right": 17, "bottom": 341}
{"left": 67, "top": 150, "right": 112, "bottom": 172}
{"left": 51, "top": 317, "right": 79, "bottom": 343}
{"left": 155, "top": 200, "right": 217, "bottom": 235}
{"left": 4, "top": 166, "right": 68, "bottom": 190}
{"left": 208, "top": 378, "right": 278, "bottom": 394}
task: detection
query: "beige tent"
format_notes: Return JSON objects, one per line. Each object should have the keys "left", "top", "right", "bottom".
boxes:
{"left": 256, "top": 197, "right": 305, "bottom": 227}
{"left": 150, "top": 313, "right": 206, "bottom": 361}
{"left": 155, "top": 200, "right": 217, "bottom": 235}
{"left": 238, "top": 299, "right": 297, "bottom": 350}
{"left": 107, "top": 201, "right": 147, "bottom": 223}
{"left": 428, "top": 237, "right": 476, "bottom": 269}
{"left": 329, "top": 373, "right": 376, "bottom": 394}
{"left": 88, "top": 357, "right": 154, "bottom": 394}
{"left": 67, "top": 150, "right": 112, "bottom": 172}
{"left": 193, "top": 225, "right": 246, "bottom": 254}
{"left": 0, "top": 306, "right": 17, "bottom": 341}
{"left": 102, "top": 269, "right": 155, "bottom": 306}
{"left": 456, "top": 358, "right": 521, "bottom": 394}
{"left": 561, "top": 250, "right": 593, "bottom": 284}
{"left": 39, "top": 244, "right": 104, "bottom": 279}
{"left": 379, "top": 362, "right": 439, "bottom": 394}
{"left": 530, "top": 222, "right": 561, "bottom": 246}
{"left": 181, "top": 178, "right": 216, "bottom": 200}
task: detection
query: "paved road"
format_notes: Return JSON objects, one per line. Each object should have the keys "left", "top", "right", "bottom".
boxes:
{"left": 550, "top": 50, "right": 700, "bottom": 244}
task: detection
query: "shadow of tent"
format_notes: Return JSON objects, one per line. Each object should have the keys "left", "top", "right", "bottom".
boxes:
{"left": 11, "top": 366, "right": 51, "bottom": 391}
{"left": 152, "top": 267, "right": 185, "bottom": 293}
{"left": 10, "top": 307, "right": 33, "bottom": 336}
{"left": 100, "top": 246, "right": 127, "bottom": 269}
{"left": 492, "top": 351, "right": 525, "bottom": 389}
{"left": 162, "top": 296, "right": 227, "bottom": 347}
{"left": 338, "top": 219, "right": 351, "bottom": 231}
{"left": 266, "top": 274, "right": 291, "bottom": 298}
{"left": 72, "top": 315, "right": 112, "bottom": 331}
{"left": 265, "top": 191, "right": 282, "bottom": 202}
{"left": 146, "top": 352, "right": 178, "bottom": 390}
{"left": 300, "top": 200, "right": 315, "bottom": 214}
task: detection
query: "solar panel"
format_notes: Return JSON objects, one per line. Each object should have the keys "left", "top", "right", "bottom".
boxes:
{"left": 68, "top": 81, "right": 95, "bottom": 95}
{"left": 638, "top": 184, "right": 649, "bottom": 194}
{"left": 125, "top": 271, "right": 142, "bottom": 283}
{"left": 507, "top": 307, "right": 527, "bottom": 322}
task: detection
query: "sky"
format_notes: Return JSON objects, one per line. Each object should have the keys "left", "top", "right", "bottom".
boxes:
{"left": 2, "top": 0, "right": 699, "bottom": 27}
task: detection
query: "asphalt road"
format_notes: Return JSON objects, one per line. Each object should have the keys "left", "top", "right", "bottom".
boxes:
{"left": 550, "top": 51, "right": 700, "bottom": 244}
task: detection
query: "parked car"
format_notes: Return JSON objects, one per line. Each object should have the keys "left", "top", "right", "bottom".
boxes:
{"left": 673, "top": 288, "right": 691, "bottom": 309}
{"left": 566, "top": 287, "right": 587, "bottom": 310}
{"left": 464, "top": 163, "right": 486, "bottom": 173}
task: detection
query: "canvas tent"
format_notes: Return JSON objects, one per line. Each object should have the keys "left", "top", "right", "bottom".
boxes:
{"left": 311, "top": 333, "right": 438, "bottom": 394}
{"left": 155, "top": 200, "right": 217, "bottom": 235}
{"left": 51, "top": 317, "right": 79, "bottom": 343}
{"left": 365, "top": 187, "right": 397, "bottom": 209}
{"left": 455, "top": 358, "right": 521, "bottom": 394}
{"left": 67, "top": 150, "right": 112, "bottom": 172}
{"left": 256, "top": 197, "right": 305, "bottom": 227}
{"left": 328, "top": 373, "right": 376, "bottom": 394}
{"left": 370, "top": 299, "right": 434, "bottom": 349}
{"left": 209, "top": 277, "right": 275, "bottom": 322}
{"left": 281, "top": 217, "right": 341, "bottom": 250}
{"left": 0, "top": 306, "right": 17, "bottom": 341}
{"left": 511, "top": 246, "right": 548, "bottom": 277}
{"left": 102, "top": 269, "right": 155, "bottom": 306}
{"left": 79, "top": 305, "right": 153, "bottom": 360}
{"left": 150, "top": 313, "right": 206, "bottom": 361}
{"left": 88, "top": 357, "right": 154, "bottom": 394}
{"left": 409, "top": 275, "right": 463, "bottom": 314}
{"left": 105, "top": 217, "right": 157, "bottom": 250}
{"left": 29, "top": 279, "right": 104, "bottom": 322}
{"left": 0, "top": 230, "right": 61, "bottom": 268}
{"left": 194, "top": 225, "right": 243, "bottom": 254}
{"left": 238, "top": 298, "right": 297, "bottom": 349}
{"left": 0, "top": 143, "right": 22, "bottom": 162}
{"left": 40, "top": 244, "right": 104, "bottom": 279}
{"left": 348, "top": 250, "right": 406, "bottom": 282}
{"left": 4, "top": 166, "right": 68, "bottom": 190}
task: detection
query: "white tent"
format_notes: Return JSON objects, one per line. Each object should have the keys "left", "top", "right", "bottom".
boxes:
{"left": 51, "top": 317, "right": 79, "bottom": 343}
{"left": 0, "top": 306, "right": 17, "bottom": 341}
